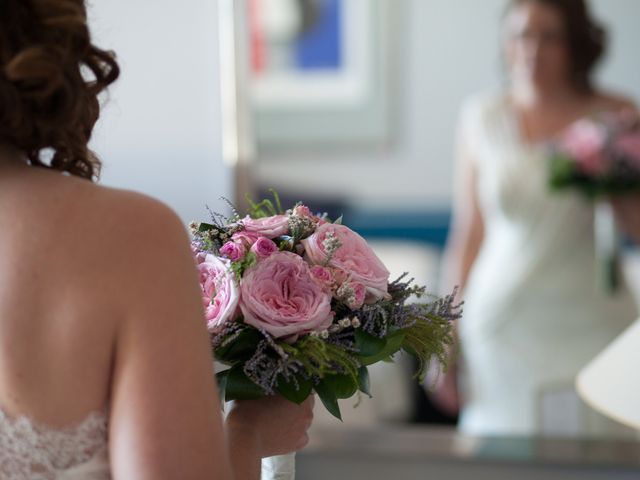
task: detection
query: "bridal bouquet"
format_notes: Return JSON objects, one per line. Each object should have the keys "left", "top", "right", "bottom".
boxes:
{"left": 190, "top": 195, "right": 460, "bottom": 421}
{"left": 549, "top": 111, "right": 640, "bottom": 293}
{"left": 549, "top": 111, "right": 640, "bottom": 197}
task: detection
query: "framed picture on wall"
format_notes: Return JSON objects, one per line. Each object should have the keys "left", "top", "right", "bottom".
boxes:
{"left": 247, "top": 0, "right": 393, "bottom": 147}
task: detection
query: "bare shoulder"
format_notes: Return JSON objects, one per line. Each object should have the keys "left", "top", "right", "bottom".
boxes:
{"left": 593, "top": 91, "right": 638, "bottom": 113}
{"left": 24, "top": 171, "right": 195, "bottom": 306}
{"left": 48, "top": 175, "right": 189, "bottom": 260}
{"left": 49, "top": 176, "right": 204, "bottom": 338}
{"left": 89, "top": 184, "right": 187, "bottom": 248}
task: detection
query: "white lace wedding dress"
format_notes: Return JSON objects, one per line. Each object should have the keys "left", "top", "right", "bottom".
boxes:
{"left": 0, "top": 408, "right": 110, "bottom": 479}
{"left": 458, "top": 94, "right": 637, "bottom": 438}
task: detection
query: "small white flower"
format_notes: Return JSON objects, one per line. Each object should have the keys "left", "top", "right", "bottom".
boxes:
{"left": 339, "top": 318, "right": 351, "bottom": 329}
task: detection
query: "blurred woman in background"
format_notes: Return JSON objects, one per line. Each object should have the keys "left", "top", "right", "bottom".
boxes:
{"left": 439, "top": 0, "right": 639, "bottom": 437}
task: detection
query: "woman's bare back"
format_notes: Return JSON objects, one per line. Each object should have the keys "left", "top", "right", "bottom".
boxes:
{"left": 0, "top": 153, "right": 240, "bottom": 478}
{"left": 0, "top": 158, "right": 120, "bottom": 426}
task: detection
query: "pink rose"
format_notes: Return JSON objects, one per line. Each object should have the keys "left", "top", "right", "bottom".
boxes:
{"left": 241, "top": 215, "right": 290, "bottom": 238}
{"left": 250, "top": 237, "right": 278, "bottom": 259}
{"left": 302, "top": 223, "right": 390, "bottom": 302}
{"left": 220, "top": 241, "right": 246, "bottom": 262}
{"left": 615, "top": 132, "right": 640, "bottom": 166}
{"left": 310, "top": 265, "right": 333, "bottom": 287}
{"left": 240, "top": 251, "right": 334, "bottom": 338}
{"left": 560, "top": 120, "right": 607, "bottom": 175}
{"left": 198, "top": 254, "right": 240, "bottom": 333}
{"left": 231, "top": 230, "right": 261, "bottom": 248}
{"left": 292, "top": 205, "right": 313, "bottom": 218}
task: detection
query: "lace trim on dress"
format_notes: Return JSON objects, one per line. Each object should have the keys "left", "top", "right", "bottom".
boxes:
{"left": 0, "top": 408, "right": 108, "bottom": 480}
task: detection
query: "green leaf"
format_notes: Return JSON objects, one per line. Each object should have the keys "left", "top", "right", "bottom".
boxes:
{"left": 357, "top": 367, "right": 371, "bottom": 397}
{"left": 267, "top": 188, "right": 283, "bottom": 214}
{"left": 322, "top": 373, "right": 358, "bottom": 400}
{"left": 359, "top": 330, "right": 406, "bottom": 366}
{"left": 315, "top": 380, "right": 342, "bottom": 421}
{"left": 354, "top": 329, "right": 386, "bottom": 357}
{"left": 214, "top": 328, "right": 263, "bottom": 364}
{"left": 276, "top": 375, "right": 313, "bottom": 405}
{"left": 198, "top": 222, "right": 215, "bottom": 232}
{"left": 221, "top": 366, "right": 265, "bottom": 401}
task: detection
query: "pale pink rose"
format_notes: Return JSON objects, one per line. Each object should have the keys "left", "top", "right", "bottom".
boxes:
{"left": 198, "top": 254, "right": 240, "bottom": 333}
{"left": 250, "top": 237, "right": 278, "bottom": 259}
{"left": 240, "top": 251, "right": 334, "bottom": 338}
{"left": 292, "top": 205, "right": 313, "bottom": 218}
{"left": 241, "top": 215, "right": 290, "bottom": 238}
{"left": 302, "top": 224, "right": 390, "bottom": 302}
{"left": 231, "top": 230, "right": 261, "bottom": 248}
{"left": 560, "top": 120, "right": 607, "bottom": 175}
{"left": 615, "top": 132, "right": 640, "bottom": 166}
{"left": 220, "top": 241, "right": 246, "bottom": 262}
{"left": 310, "top": 265, "right": 333, "bottom": 287}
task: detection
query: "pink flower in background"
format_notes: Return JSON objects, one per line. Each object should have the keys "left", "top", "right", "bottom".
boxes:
{"left": 250, "top": 237, "right": 278, "bottom": 259}
{"left": 240, "top": 251, "right": 334, "bottom": 338}
{"left": 198, "top": 254, "right": 239, "bottom": 333}
{"left": 560, "top": 120, "right": 608, "bottom": 174}
{"left": 231, "top": 230, "right": 261, "bottom": 248}
{"left": 310, "top": 265, "right": 333, "bottom": 287}
{"left": 607, "top": 108, "right": 640, "bottom": 130}
{"left": 302, "top": 223, "right": 390, "bottom": 303}
{"left": 615, "top": 132, "right": 640, "bottom": 166}
{"left": 220, "top": 241, "right": 246, "bottom": 262}
{"left": 242, "top": 215, "right": 290, "bottom": 238}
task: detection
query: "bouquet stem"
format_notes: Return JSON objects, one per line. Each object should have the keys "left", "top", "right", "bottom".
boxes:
{"left": 261, "top": 453, "right": 296, "bottom": 480}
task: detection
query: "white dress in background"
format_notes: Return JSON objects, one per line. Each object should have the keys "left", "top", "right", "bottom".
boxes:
{"left": 458, "top": 94, "right": 637, "bottom": 438}
{"left": 0, "top": 408, "right": 110, "bottom": 479}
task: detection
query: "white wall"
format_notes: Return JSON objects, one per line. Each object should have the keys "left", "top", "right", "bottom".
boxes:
{"left": 256, "top": 0, "right": 640, "bottom": 211}
{"left": 89, "top": 0, "right": 231, "bottom": 223}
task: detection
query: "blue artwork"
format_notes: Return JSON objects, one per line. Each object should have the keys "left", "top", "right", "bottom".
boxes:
{"left": 294, "top": 0, "right": 342, "bottom": 71}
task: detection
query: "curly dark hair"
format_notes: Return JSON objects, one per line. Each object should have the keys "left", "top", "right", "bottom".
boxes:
{"left": 507, "top": 0, "right": 607, "bottom": 92}
{"left": 0, "top": 0, "right": 119, "bottom": 181}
